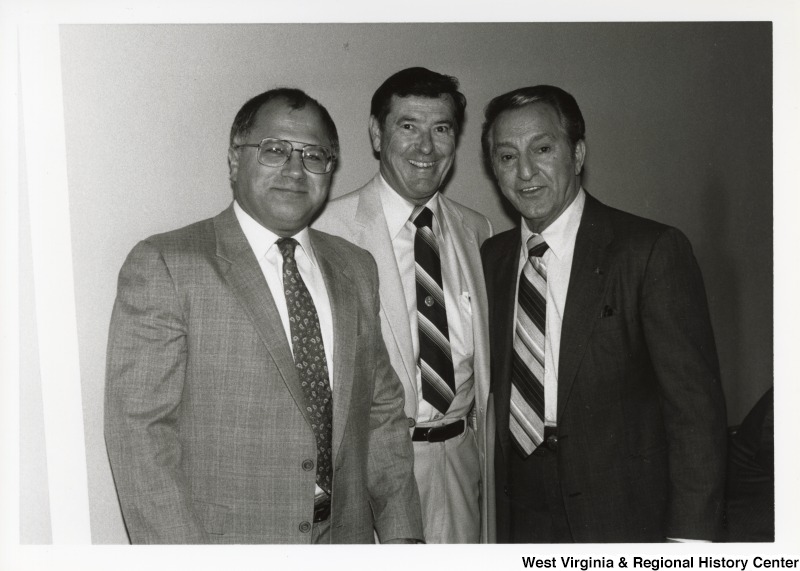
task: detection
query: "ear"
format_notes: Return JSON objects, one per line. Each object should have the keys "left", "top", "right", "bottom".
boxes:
{"left": 573, "top": 139, "right": 586, "bottom": 175}
{"left": 227, "top": 146, "right": 240, "bottom": 183}
{"left": 368, "top": 115, "right": 382, "bottom": 154}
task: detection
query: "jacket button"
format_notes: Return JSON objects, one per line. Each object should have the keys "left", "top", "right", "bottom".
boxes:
{"left": 407, "top": 417, "right": 416, "bottom": 428}
{"left": 299, "top": 521, "right": 311, "bottom": 533}
{"left": 302, "top": 459, "right": 314, "bottom": 471}
{"left": 546, "top": 434, "right": 558, "bottom": 451}
{"left": 504, "top": 485, "right": 509, "bottom": 496}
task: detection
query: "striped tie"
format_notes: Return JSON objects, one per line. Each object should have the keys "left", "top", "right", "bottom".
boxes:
{"left": 510, "top": 234, "right": 549, "bottom": 457}
{"left": 412, "top": 206, "right": 455, "bottom": 413}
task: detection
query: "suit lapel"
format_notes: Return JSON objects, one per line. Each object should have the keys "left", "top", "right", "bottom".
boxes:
{"left": 438, "top": 196, "right": 479, "bottom": 291}
{"left": 488, "top": 230, "right": 522, "bottom": 462}
{"left": 213, "top": 206, "right": 314, "bottom": 428}
{"left": 310, "top": 231, "right": 357, "bottom": 461}
{"left": 438, "top": 197, "right": 491, "bottom": 394}
{"left": 557, "top": 193, "right": 613, "bottom": 419}
{"left": 352, "top": 179, "right": 417, "bottom": 397}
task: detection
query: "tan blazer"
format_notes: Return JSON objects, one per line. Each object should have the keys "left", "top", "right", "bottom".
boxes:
{"left": 314, "top": 175, "right": 496, "bottom": 542}
{"left": 104, "top": 204, "right": 423, "bottom": 544}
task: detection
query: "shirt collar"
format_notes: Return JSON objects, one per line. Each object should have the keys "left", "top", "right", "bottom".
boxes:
{"left": 520, "top": 188, "right": 586, "bottom": 260}
{"left": 233, "top": 199, "right": 318, "bottom": 266}
{"left": 376, "top": 173, "right": 442, "bottom": 240}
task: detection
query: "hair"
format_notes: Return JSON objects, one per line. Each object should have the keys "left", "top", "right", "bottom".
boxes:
{"left": 370, "top": 67, "right": 467, "bottom": 133}
{"left": 481, "top": 85, "right": 585, "bottom": 164}
{"left": 229, "top": 87, "right": 339, "bottom": 156}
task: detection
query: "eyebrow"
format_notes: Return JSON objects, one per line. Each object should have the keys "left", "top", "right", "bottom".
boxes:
{"left": 395, "top": 114, "right": 420, "bottom": 124}
{"left": 395, "top": 115, "right": 454, "bottom": 127}
{"left": 493, "top": 132, "right": 554, "bottom": 149}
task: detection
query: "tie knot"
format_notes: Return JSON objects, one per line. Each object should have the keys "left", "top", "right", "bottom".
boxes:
{"left": 527, "top": 235, "right": 549, "bottom": 259}
{"left": 412, "top": 206, "right": 433, "bottom": 229}
{"left": 276, "top": 237, "right": 298, "bottom": 260}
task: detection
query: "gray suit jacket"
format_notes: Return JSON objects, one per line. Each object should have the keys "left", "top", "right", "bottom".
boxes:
{"left": 314, "top": 174, "right": 496, "bottom": 542}
{"left": 104, "top": 204, "right": 423, "bottom": 544}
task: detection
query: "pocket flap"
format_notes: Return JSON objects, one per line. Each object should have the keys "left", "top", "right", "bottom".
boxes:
{"left": 193, "top": 499, "right": 229, "bottom": 535}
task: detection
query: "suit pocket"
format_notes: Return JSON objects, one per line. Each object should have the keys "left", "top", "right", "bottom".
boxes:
{"left": 193, "top": 499, "right": 230, "bottom": 535}
{"left": 593, "top": 314, "right": 622, "bottom": 333}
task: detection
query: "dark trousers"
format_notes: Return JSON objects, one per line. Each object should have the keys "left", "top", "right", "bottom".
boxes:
{"left": 505, "top": 443, "right": 573, "bottom": 543}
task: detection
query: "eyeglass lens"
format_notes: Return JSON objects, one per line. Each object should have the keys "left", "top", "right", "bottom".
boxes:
{"left": 258, "top": 138, "right": 333, "bottom": 174}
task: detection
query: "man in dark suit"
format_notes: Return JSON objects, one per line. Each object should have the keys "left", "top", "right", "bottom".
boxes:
{"left": 480, "top": 85, "right": 727, "bottom": 542}
{"left": 104, "top": 88, "right": 423, "bottom": 544}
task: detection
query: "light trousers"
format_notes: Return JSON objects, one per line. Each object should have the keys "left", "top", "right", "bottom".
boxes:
{"left": 413, "top": 425, "right": 481, "bottom": 543}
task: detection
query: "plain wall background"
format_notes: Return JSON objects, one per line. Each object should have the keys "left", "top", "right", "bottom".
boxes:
{"left": 20, "top": 22, "right": 772, "bottom": 544}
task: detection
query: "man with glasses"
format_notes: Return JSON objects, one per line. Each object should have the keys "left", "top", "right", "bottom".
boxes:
{"left": 315, "top": 68, "right": 494, "bottom": 543}
{"left": 104, "top": 88, "right": 423, "bottom": 544}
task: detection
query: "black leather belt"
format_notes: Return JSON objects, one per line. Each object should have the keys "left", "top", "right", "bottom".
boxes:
{"left": 412, "top": 419, "right": 465, "bottom": 443}
{"left": 313, "top": 494, "right": 331, "bottom": 523}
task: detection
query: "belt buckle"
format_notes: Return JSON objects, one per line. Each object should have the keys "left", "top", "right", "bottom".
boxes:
{"left": 426, "top": 425, "right": 444, "bottom": 442}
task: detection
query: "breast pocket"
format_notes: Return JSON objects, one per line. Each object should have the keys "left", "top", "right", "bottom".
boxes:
{"left": 589, "top": 313, "right": 627, "bottom": 364}
{"left": 593, "top": 314, "right": 622, "bottom": 333}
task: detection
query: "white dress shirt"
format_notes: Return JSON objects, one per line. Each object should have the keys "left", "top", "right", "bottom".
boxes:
{"left": 377, "top": 175, "right": 475, "bottom": 425}
{"left": 514, "top": 189, "right": 585, "bottom": 426}
{"left": 233, "top": 200, "right": 335, "bottom": 385}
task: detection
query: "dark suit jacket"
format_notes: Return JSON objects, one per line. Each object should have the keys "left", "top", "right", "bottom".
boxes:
{"left": 725, "top": 387, "right": 774, "bottom": 542}
{"left": 482, "top": 193, "right": 727, "bottom": 542}
{"left": 104, "top": 205, "right": 423, "bottom": 544}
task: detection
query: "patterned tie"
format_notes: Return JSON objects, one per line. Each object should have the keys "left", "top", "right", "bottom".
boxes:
{"left": 412, "top": 206, "right": 455, "bottom": 413}
{"left": 277, "top": 237, "right": 333, "bottom": 495}
{"left": 510, "top": 234, "right": 549, "bottom": 457}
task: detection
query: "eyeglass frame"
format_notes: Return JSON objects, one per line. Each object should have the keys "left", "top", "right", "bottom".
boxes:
{"left": 231, "top": 137, "right": 337, "bottom": 174}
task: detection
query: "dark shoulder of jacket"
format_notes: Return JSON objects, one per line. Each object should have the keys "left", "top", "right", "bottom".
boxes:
{"left": 589, "top": 194, "right": 686, "bottom": 254}
{"left": 481, "top": 226, "right": 518, "bottom": 257}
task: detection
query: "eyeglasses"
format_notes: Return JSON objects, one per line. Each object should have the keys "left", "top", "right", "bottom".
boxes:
{"left": 233, "top": 138, "right": 336, "bottom": 174}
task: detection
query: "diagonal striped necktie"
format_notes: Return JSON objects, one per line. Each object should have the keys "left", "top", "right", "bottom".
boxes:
{"left": 277, "top": 237, "right": 333, "bottom": 495}
{"left": 510, "top": 234, "right": 549, "bottom": 457}
{"left": 412, "top": 206, "right": 455, "bottom": 413}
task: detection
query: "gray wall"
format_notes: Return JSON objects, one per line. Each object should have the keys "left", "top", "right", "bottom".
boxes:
{"left": 20, "top": 23, "right": 772, "bottom": 543}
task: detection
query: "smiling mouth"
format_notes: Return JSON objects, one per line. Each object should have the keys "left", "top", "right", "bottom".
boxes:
{"left": 408, "top": 159, "right": 436, "bottom": 169}
{"left": 518, "top": 186, "right": 545, "bottom": 194}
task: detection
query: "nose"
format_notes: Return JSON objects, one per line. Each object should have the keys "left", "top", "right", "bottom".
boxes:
{"left": 281, "top": 149, "right": 306, "bottom": 179}
{"left": 416, "top": 130, "right": 434, "bottom": 155}
{"left": 517, "top": 153, "right": 537, "bottom": 181}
